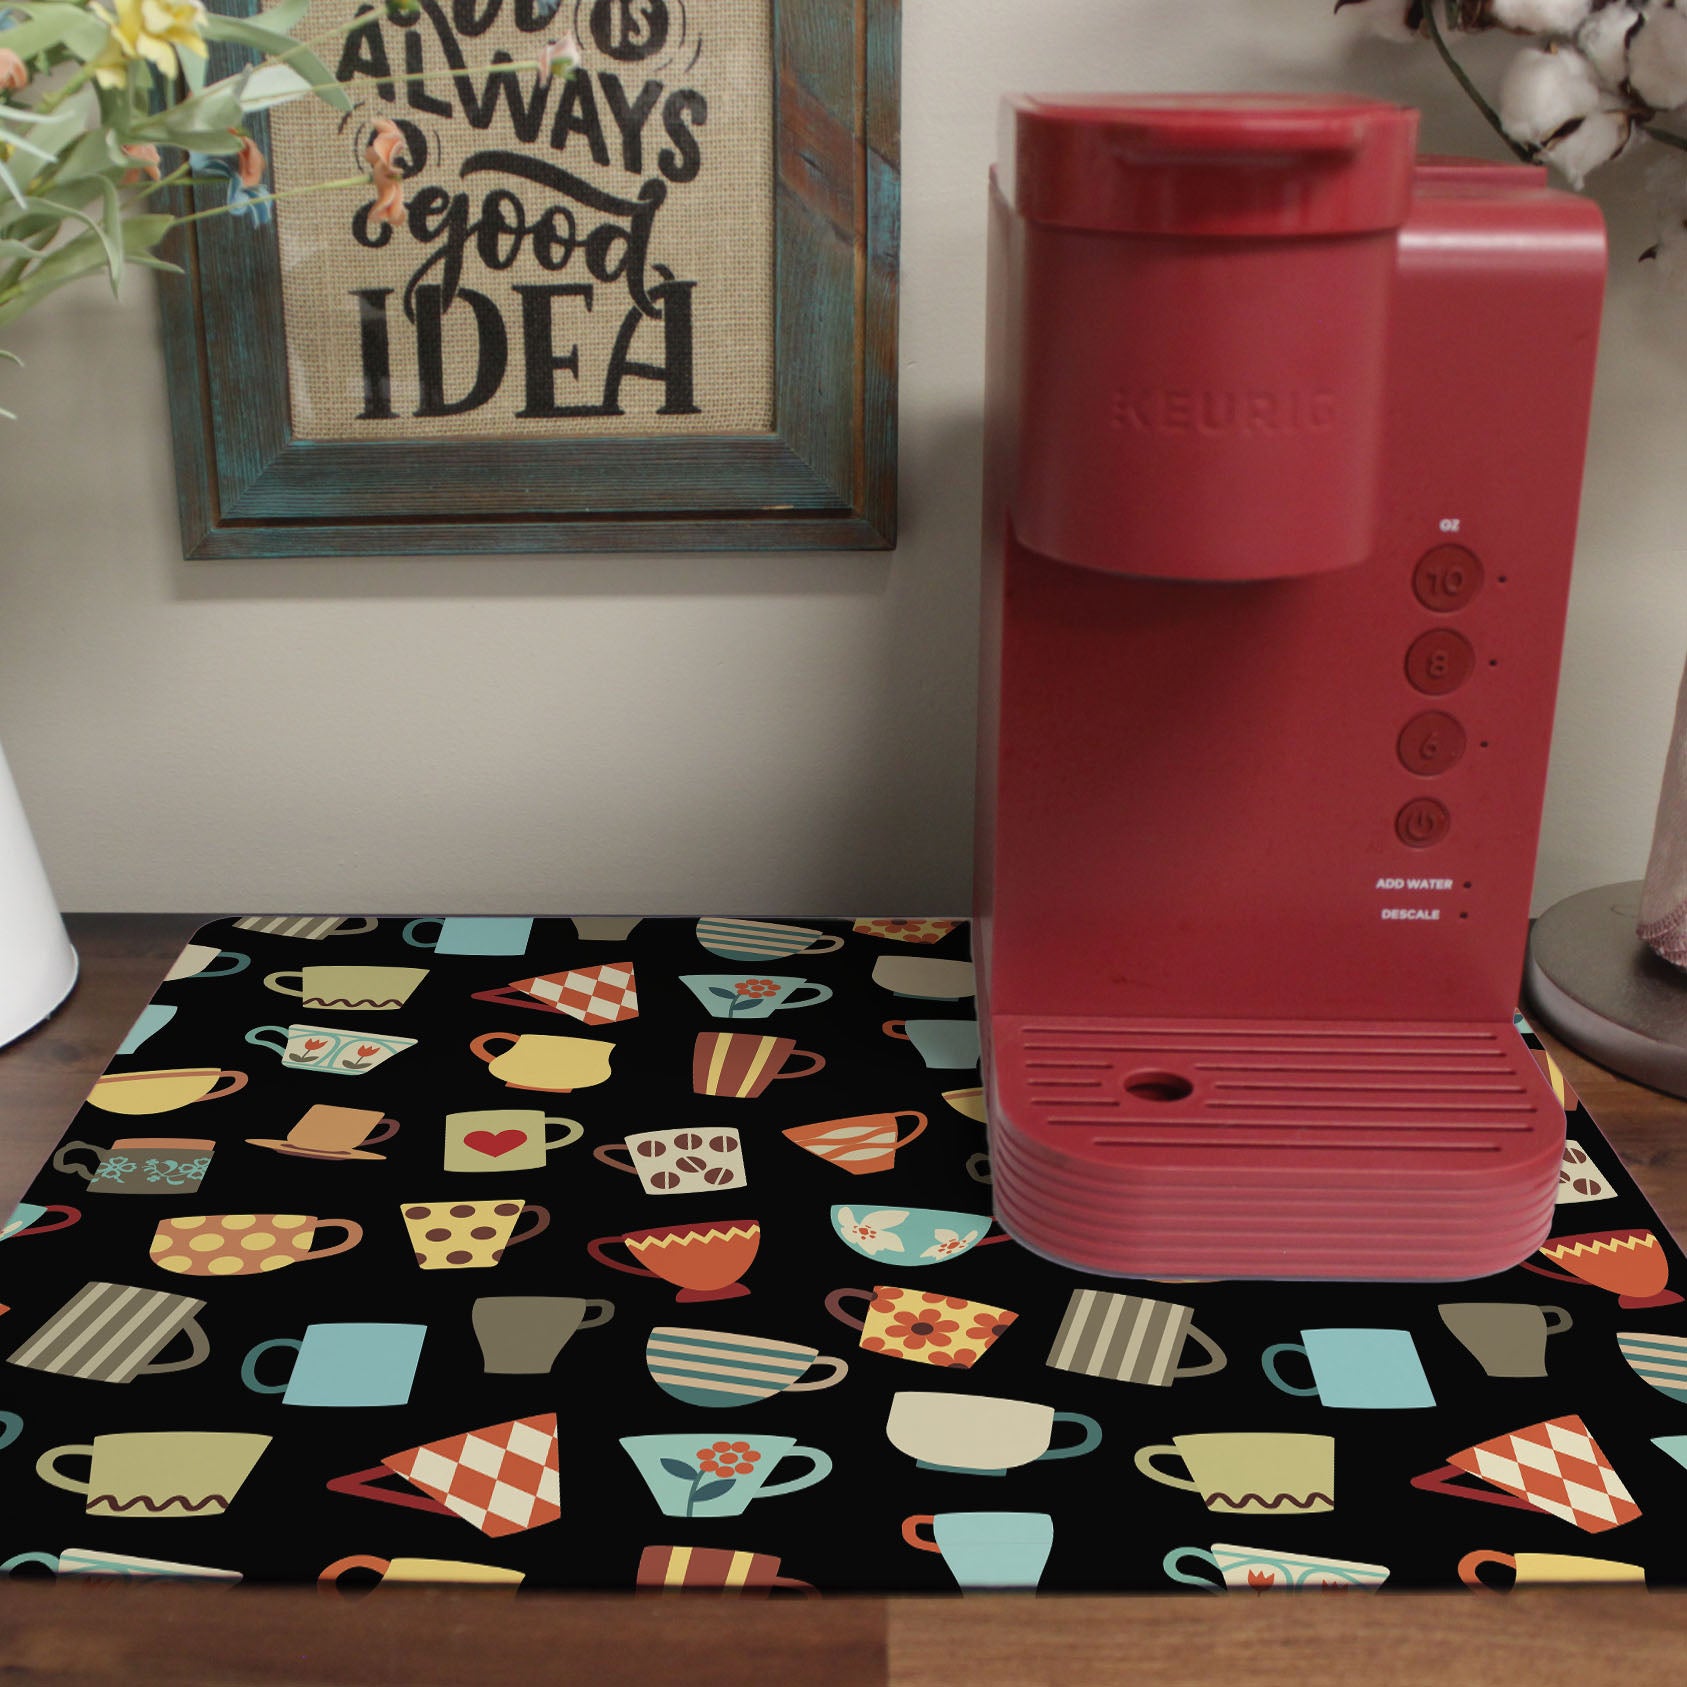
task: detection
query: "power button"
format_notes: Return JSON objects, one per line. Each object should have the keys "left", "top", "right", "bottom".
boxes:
{"left": 1396, "top": 798, "right": 1451, "bottom": 849}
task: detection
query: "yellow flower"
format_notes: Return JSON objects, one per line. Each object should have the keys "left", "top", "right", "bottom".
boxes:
{"left": 90, "top": 0, "right": 209, "bottom": 89}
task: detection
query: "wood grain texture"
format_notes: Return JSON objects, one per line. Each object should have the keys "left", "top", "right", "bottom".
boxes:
{"left": 159, "top": 0, "right": 900, "bottom": 557}
{"left": 2, "top": 918, "right": 1683, "bottom": 1685}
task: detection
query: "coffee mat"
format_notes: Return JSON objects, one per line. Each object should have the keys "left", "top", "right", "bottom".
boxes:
{"left": 1, "top": 915, "right": 1684, "bottom": 1597}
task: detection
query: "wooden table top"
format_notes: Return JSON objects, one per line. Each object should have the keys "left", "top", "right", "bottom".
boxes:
{"left": 2, "top": 914, "right": 1685, "bottom": 1685}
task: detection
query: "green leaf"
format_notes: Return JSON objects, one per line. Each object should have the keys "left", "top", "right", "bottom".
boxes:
{"left": 0, "top": 2, "right": 112, "bottom": 63}
{"left": 133, "top": 79, "right": 244, "bottom": 147}
{"left": 199, "top": 17, "right": 351, "bottom": 113}
{"left": 94, "top": 168, "right": 122, "bottom": 292}
{"left": 237, "top": 61, "right": 315, "bottom": 111}
{"left": 0, "top": 212, "right": 167, "bottom": 326}
{"left": 263, "top": 0, "right": 311, "bottom": 36}
{"left": 17, "top": 190, "right": 116, "bottom": 278}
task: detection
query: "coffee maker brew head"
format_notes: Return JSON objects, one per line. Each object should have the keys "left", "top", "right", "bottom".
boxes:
{"left": 996, "top": 93, "right": 1419, "bottom": 583}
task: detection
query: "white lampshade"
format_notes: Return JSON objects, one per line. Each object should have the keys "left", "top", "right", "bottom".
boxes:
{"left": 0, "top": 742, "right": 77, "bottom": 1045}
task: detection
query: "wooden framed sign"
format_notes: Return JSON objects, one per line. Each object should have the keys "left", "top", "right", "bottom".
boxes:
{"left": 160, "top": 0, "right": 899, "bottom": 556}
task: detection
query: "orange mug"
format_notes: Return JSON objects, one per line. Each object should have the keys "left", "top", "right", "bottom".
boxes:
{"left": 782, "top": 1113, "right": 927, "bottom": 1175}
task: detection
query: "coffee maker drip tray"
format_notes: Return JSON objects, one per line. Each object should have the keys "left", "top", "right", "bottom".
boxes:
{"left": 984, "top": 1015, "right": 1566, "bottom": 1281}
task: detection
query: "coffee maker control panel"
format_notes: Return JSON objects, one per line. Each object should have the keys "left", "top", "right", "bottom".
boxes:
{"left": 1395, "top": 542, "right": 1486, "bottom": 847}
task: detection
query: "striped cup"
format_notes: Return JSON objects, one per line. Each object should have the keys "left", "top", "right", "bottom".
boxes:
{"left": 1046, "top": 1291, "right": 1227, "bottom": 1387}
{"left": 693, "top": 1034, "right": 825, "bottom": 1099}
{"left": 783, "top": 1113, "right": 927, "bottom": 1175}
{"left": 8, "top": 1281, "right": 209, "bottom": 1384}
{"left": 645, "top": 1326, "right": 849, "bottom": 1407}
{"left": 635, "top": 1544, "right": 816, "bottom": 1595}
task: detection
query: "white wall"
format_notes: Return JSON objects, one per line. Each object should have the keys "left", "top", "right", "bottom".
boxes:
{"left": 2, "top": 0, "right": 1682, "bottom": 916}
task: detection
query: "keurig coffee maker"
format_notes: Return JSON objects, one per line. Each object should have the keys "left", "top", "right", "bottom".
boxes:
{"left": 974, "top": 95, "right": 1606, "bottom": 1279}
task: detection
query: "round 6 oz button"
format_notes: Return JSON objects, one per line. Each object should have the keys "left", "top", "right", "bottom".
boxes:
{"left": 1405, "top": 629, "right": 1475, "bottom": 695}
{"left": 1396, "top": 798, "right": 1451, "bottom": 848}
{"left": 1413, "top": 545, "right": 1484, "bottom": 612}
{"left": 1398, "top": 711, "right": 1467, "bottom": 776}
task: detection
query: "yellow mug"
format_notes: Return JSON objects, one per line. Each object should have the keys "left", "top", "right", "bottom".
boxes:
{"left": 87, "top": 1068, "right": 248, "bottom": 1117}
{"left": 402, "top": 1200, "right": 551, "bottom": 1269}
{"left": 1458, "top": 1548, "right": 1646, "bottom": 1590}
{"left": 470, "top": 1032, "right": 612, "bottom": 1094}
{"left": 319, "top": 1554, "right": 523, "bottom": 1595}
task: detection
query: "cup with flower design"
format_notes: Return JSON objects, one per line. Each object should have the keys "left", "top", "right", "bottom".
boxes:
{"left": 680, "top": 976, "right": 833, "bottom": 1019}
{"left": 824, "top": 1285, "right": 1018, "bottom": 1369}
{"left": 831, "top": 1206, "right": 1009, "bottom": 1268}
{"left": 619, "top": 1434, "right": 831, "bottom": 1518}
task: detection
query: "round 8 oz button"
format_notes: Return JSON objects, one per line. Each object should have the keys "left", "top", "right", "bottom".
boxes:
{"left": 1413, "top": 545, "right": 1484, "bottom": 612}
{"left": 1398, "top": 710, "right": 1467, "bottom": 776}
{"left": 1405, "top": 629, "right": 1475, "bottom": 695}
{"left": 1396, "top": 798, "right": 1451, "bottom": 848}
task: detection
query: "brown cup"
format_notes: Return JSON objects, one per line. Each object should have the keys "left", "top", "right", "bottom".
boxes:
{"left": 249, "top": 1106, "right": 401, "bottom": 1161}
{"left": 692, "top": 1034, "right": 825, "bottom": 1099}
{"left": 634, "top": 1545, "right": 817, "bottom": 1596}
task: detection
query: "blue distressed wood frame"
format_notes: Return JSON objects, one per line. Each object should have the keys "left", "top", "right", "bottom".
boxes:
{"left": 158, "top": 0, "right": 899, "bottom": 557}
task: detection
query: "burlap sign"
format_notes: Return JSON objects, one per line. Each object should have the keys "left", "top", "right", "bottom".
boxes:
{"left": 265, "top": 0, "right": 774, "bottom": 439}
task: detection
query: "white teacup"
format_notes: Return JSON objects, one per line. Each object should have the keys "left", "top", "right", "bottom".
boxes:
{"left": 885, "top": 1391, "right": 1102, "bottom": 1476}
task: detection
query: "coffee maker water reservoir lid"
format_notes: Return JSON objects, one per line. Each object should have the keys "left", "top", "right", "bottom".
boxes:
{"left": 999, "top": 93, "right": 1419, "bottom": 238}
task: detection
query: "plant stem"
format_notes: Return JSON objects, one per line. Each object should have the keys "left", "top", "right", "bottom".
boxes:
{"left": 33, "top": 63, "right": 93, "bottom": 119}
{"left": 1419, "top": 0, "right": 1536, "bottom": 164}
{"left": 1642, "top": 124, "right": 1687, "bottom": 154}
{"left": 167, "top": 169, "right": 369, "bottom": 225}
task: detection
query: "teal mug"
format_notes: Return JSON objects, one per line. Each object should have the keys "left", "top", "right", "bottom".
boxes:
{"left": 620, "top": 1433, "right": 831, "bottom": 1518}
{"left": 902, "top": 1512, "right": 1053, "bottom": 1590}
{"left": 681, "top": 976, "right": 833, "bottom": 1019}
{"left": 1262, "top": 1328, "right": 1435, "bottom": 1410}
{"left": 403, "top": 917, "right": 533, "bottom": 956}
{"left": 883, "top": 1019, "right": 980, "bottom": 1070}
{"left": 242, "top": 1322, "right": 426, "bottom": 1408}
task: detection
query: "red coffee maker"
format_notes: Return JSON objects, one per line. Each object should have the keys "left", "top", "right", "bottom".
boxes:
{"left": 974, "top": 94, "right": 1607, "bottom": 1280}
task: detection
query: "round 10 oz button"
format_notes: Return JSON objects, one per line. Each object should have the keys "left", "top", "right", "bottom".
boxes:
{"left": 1398, "top": 711, "right": 1467, "bottom": 776}
{"left": 1412, "top": 544, "right": 1484, "bottom": 612}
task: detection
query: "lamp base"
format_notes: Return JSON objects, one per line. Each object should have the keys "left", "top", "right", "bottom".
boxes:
{"left": 1524, "top": 880, "right": 1687, "bottom": 1100}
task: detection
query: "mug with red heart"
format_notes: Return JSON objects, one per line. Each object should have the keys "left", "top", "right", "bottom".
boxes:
{"left": 443, "top": 1111, "right": 583, "bottom": 1173}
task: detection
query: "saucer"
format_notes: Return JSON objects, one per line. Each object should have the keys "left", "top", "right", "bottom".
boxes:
{"left": 245, "top": 1138, "right": 387, "bottom": 1162}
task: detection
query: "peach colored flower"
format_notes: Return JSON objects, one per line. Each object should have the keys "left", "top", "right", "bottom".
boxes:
{"left": 537, "top": 30, "right": 580, "bottom": 87}
{"left": 0, "top": 48, "right": 28, "bottom": 92}
{"left": 233, "top": 132, "right": 265, "bottom": 189}
{"left": 121, "top": 143, "right": 161, "bottom": 185}
{"left": 365, "top": 118, "right": 407, "bottom": 227}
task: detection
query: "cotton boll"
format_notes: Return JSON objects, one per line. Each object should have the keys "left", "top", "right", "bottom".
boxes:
{"left": 1546, "top": 106, "right": 1639, "bottom": 184}
{"left": 1491, "top": 0, "right": 1596, "bottom": 36}
{"left": 1499, "top": 43, "right": 1636, "bottom": 184}
{"left": 1577, "top": 3, "right": 1644, "bottom": 89}
{"left": 1499, "top": 42, "right": 1605, "bottom": 145}
{"left": 1629, "top": 3, "right": 1687, "bottom": 108}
